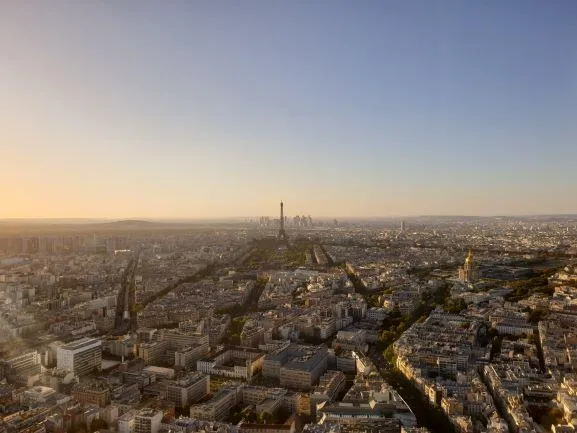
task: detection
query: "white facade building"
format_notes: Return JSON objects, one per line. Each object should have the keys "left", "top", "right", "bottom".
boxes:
{"left": 56, "top": 337, "right": 102, "bottom": 376}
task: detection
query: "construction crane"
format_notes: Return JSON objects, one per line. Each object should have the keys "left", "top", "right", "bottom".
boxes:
{"left": 114, "top": 250, "right": 140, "bottom": 333}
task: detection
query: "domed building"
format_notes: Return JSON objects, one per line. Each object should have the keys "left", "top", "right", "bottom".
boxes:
{"left": 458, "top": 250, "right": 477, "bottom": 283}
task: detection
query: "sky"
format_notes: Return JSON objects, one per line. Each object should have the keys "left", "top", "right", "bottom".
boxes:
{"left": 1, "top": 1, "right": 576, "bottom": 219}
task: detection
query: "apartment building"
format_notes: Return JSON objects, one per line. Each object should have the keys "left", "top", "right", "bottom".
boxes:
{"left": 165, "top": 372, "right": 209, "bottom": 408}
{"left": 134, "top": 409, "right": 163, "bottom": 433}
{"left": 56, "top": 338, "right": 102, "bottom": 377}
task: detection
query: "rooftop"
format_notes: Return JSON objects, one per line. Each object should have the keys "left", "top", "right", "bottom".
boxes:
{"left": 60, "top": 337, "right": 101, "bottom": 352}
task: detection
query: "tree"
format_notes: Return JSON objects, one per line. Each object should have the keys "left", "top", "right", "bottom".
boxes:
{"left": 258, "top": 411, "right": 274, "bottom": 424}
{"left": 444, "top": 297, "right": 467, "bottom": 314}
{"left": 490, "top": 336, "right": 503, "bottom": 361}
{"left": 275, "top": 406, "right": 291, "bottom": 423}
{"left": 390, "top": 307, "right": 402, "bottom": 318}
{"left": 384, "top": 345, "right": 396, "bottom": 363}
{"left": 379, "top": 330, "right": 396, "bottom": 346}
{"left": 90, "top": 418, "right": 108, "bottom": 432}
{"left": 368, "top": 294, "right": 381, "bottom": 307}
{"left": 229, "top": 410, "right": 243, "bottom": 424}
{"left": 487, "top": 327, "right": 499, "bottom": 338}
{"left": 528, "top": 308, "right": 548, "bottom": 324}
{"left": 529, "top": 405, "right": 563, "bottom": 429}
{"left": 246, "top": 408, "right": 258, "bottom": 423}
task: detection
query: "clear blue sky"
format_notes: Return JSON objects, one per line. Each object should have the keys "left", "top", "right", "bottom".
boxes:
{"left": 1, "top": 1, "right": 576, "bottom": 218}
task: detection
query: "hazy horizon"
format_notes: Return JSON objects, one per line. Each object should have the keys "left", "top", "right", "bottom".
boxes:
{"left": 2, "top": 1, "right": 576, "bottom": 218}
{"left": 2, "top": 212, "right": 577, "bottom": 223}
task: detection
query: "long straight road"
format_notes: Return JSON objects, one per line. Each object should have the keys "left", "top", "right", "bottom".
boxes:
{"left": 131, "top": 244, "right": 255, "bottom": 327}
{"left": 344, "top": 260, "right": 457, "bottom": 433}
{"left": 367, "top": 346, "right": 457, "bottom": 433}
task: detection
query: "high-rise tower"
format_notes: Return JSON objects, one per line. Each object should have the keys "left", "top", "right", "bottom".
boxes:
{"left": 278, "top": 201, "right": 287, "bottom": 242}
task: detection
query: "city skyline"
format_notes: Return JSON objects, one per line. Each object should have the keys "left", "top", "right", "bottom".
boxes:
{"left": 2, "top": 1, "right": 576, "bottom": 218}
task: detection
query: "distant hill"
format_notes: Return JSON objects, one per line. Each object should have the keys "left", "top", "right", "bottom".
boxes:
{"left": 102, "top": 219, "right": 154, "bottom": 227}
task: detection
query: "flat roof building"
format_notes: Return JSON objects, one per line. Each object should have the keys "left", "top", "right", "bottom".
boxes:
{"left": 264, "top": 345, "right": 328, "bottom": 391}
{"left": 71, "top": 381, "right": 110, "bottom": 407}
{"left": 165, "top": 372, "right": 209, "bottom": 408}
{"left": 134, "top": 408, "right": 163, "bottom": 433}
{"left": 189, "top": 383, "right": 243, "bottom": 421}
{"left": 56, "top": 338, "right": 102, "bottom": 377}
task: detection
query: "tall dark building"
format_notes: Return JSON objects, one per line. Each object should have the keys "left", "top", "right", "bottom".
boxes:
{"left": 278, "top": 201, "right": 288, "bottom": 242}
